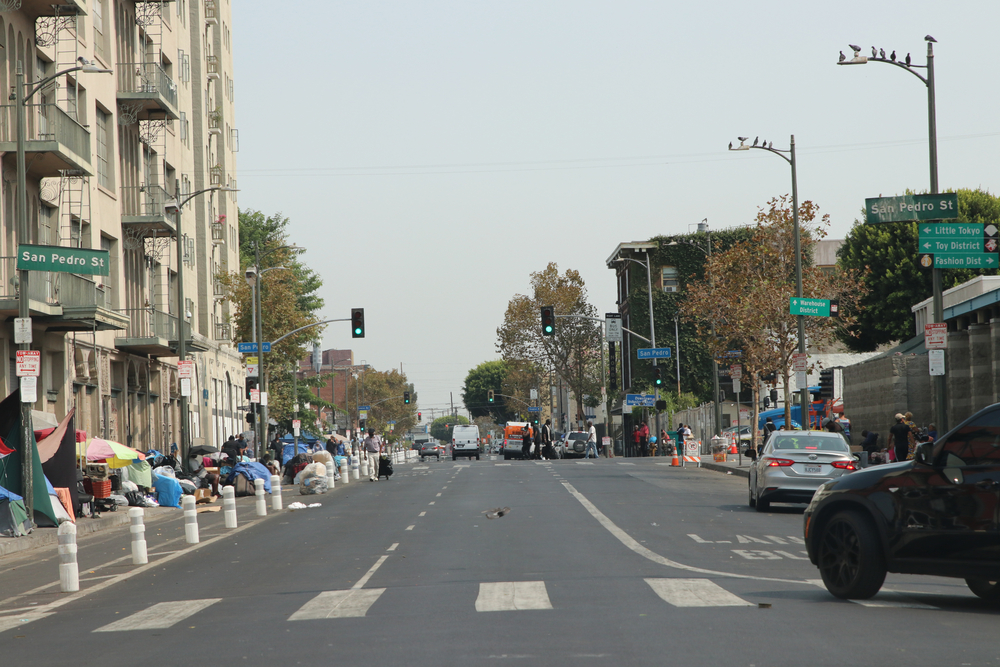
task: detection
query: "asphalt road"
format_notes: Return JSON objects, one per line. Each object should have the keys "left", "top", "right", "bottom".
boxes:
{"left": 1, "top": 458, "right": 999, "bottom": 666}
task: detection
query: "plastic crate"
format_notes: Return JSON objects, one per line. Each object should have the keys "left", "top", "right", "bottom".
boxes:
{"left": 84, "top": 478, "right": 112, "bottom": 499}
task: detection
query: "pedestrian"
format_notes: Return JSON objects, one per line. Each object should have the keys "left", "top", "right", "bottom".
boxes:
{"left": 325, "top": 435, "right": 338, "bottom": 458}
{"left": 904, "top": 411, "right": 919, "bottom": 459}
{"left": 270, "top": 435, "right": 282, "bottom": 463}
{"left": 860, "top": 429, "right": 879, "bottom": 454}
{"left": 762, "top": 417, "right": 777, "bottom": 444}
{"left": 823, "top": 416, "right": 848, "bottom": 445}
{"left": 927, "top": 423, "right": 937, "bottom": 442}
{"left": 638, "top": 421, "right": 650, "bottom": 457}
{"left": 676, "top": 423, "right": 685, "bottom": 456}
{"left": 659, "top": 429, "right": 667, "bottom": 457}
{"left": 363, "top": 428, "right": 382, "bottom": 481}
{"left": 584, "top": 420, "right": 599, "bottom": 459}
{"left": 521, "top": 423, "right": 533, "bottom": 460}
{"left": 533, "top": 424, "right": 543, "bottom": 460}
{"left": 648, "top": 435, "right": 658, "bottom": 458}
{"left": 888, "top": 413, "right": 911, "bottom": 463}
{"left": 541, "top": 419, "right": 553, "bottom": 460}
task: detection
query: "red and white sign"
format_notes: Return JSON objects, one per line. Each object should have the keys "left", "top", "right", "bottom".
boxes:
{"left": 178, "top": 360, "right": 194, "bottom": 379}
{"left": 924, "top": 323, "right": 947, "bottom": 350}
{"left": 729, "top": 364, "right": 742, "bottom": 380}
{"left": 792, "top": 353, "right": 808, "bottom": 372}
{"left": 15, "top": 350, "right": 40, "bottom": 377}
{"left": 292, "top": 419, "right": 301, "bottom": 429}
{"left": 249, "top": 388, "right": 260, "bottom": 404}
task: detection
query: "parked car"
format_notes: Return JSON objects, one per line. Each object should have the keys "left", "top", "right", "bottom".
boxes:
{"left": 748, "top": 430, "right": 858, "bottom": 511}
{"left": 419, "top": 442, "right": 440, "bottom": 461}
{"left": 804, "top": 402, "right": 1000, "bottom": 600}
{"left": 560, "top": 431, "right": 589, "bottom": 458}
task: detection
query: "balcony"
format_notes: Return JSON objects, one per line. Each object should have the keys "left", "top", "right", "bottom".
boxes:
{"left": 205, "top": 0, "right": 219, "bottom": 25}
{"left": 117, "top": 62, "right": 180, "bottom": 120}
{"left": 211, "top": 220, "right": 225, "bottom": 244}
{"left": 120, "top": 184, "right": 178, "bottom": 237}
{"left": 208, "top": 111, "right": 222, "bottom": 136}
{"left": 0, "top": 104, "right": 93, "bottom": 178}
{"left": 19, "top": 0, "right": 84, "bottom": 20}
{"left": 115, "top": 308, "right": 179, "bottom": 357}
{"left": 0, "top": 256, "right": 129, "bottom": 331}
{"left": 214, "top": 322, "right": 230, "bottom": 341}
{"left": 206, "top": 55, "right": 220, "bottom": 81}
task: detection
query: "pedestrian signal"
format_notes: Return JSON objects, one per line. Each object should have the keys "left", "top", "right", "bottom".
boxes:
{"left": 540, "top": 306, "right": 555, "bottom": 336}
{"left": 351, "top": 308, "right": 365, "bottom": 338}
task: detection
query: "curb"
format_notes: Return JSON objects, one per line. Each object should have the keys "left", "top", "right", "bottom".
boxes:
{"left": 699, "top": 461, "right": 751, "bottom": 479}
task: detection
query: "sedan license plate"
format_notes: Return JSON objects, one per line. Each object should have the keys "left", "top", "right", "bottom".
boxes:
{"left": 804, "top": 465, "right": 822, "bottom": 474}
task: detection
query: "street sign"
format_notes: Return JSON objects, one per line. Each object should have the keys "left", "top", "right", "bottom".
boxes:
{"left": 729, "top": 364, "right": 742, "bottom": 380}
{"left": 181, "top": 378, "right": 191, "bottom": 397}
{"left": 14, "top": 318, "right": 31, "bottom": 344}
{"left": 358, "top": 405, "right": 370, "bottom": 411}
{"left": 249, "top": 388, "right": 260, "bottom": 404}
{"left": 237, "top": 342, "right": 271, "bottom": 354}
{"left": 17, "top": 243, "right": 111, "bottom": 275}
{"left": 793, "top": 352, "right": 808, "bottom": 372}
{"left": 929, "top": 349, "right": 945, "bottom": 376}
{"left": 790, "top": 297, "right": 831, "bottom": 317}
{"left": 605, "top": 313, "right": 623, "bottom": 343}
{"left": 527, "top": 406, "right": 541, "bottom": 413}
{"left": 19, "top": 376, "right": 37, "bottom": 403}
{"left": 637, "top": 347, "right": 671, "bottom": 359}
{"left": 865, "top": 193, "right": 958, "bottom": 224}
{"left": 925, "top": 323, "right": 947, "bottom": 349}
{"left": 245, "top": 356, "right": 258, "bottom": 378}
{"left": 933, "top": 253, "right": 998, "bottom": 269}
{"left": 732, "top": 379, "right": 741, "bottom": 394}
{"left": 292, "top": 419, "right": 301, "bottom": 429}
{"left": 919, "top": 237, "right": 985, "bottom": 253}
{"left": 723, "top": 350, "right": 742, "bottom": 358}
{"left": 15, "top": 350, "right": 40, "bottom": 377}
{"left": 917, "top": 222, "right": 983, "bottom": 239}
{"left": 624, "top": 394, "right": 656, "bottom": 407}
{"left": 359, "top": 410, "right": 368, "bottom": 420}
{"left": 178, "top": 360, "right": 194, "bottom": 379}
{"left": 530, "top": 389, "right": 538, "bottom": 400}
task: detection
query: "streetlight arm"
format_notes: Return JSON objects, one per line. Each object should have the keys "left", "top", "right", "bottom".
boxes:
{"left": 623, "top": 327, "right": 651, "bottom": 343}
{"left": 272, "top": 318, "right": 348, "bottom": 345}
{"left": 837, "top": 57, "right": 928, "bottom": 85}
{"left": 23, "top": 64, "right": 110, "bottom": 102}
{"left": 176, "top": 186, "right": 223, "bottom": 210}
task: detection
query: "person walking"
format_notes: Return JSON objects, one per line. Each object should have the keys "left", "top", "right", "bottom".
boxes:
{"left": 638, "top": 421, "right": 650, "bottom": 457}
{"left": 521, "top": 423, "right": 533, "bottom": 460}
{"left": 888, "top": 413, "right": 911, "bottom": 463}
{"left": 584, "top": 420, "right": 599, "bottom": 459}
{"left": 325, "top": 435, "right": 338, "bottom": 458}
{"left": 541, "top": 419, "right": 553, "bottom": 459}
{"left": 676, "top": 422, "right": 685, "bottom": 456}
{"left": 363, "top": 428, "right": 382, "bottom": 481}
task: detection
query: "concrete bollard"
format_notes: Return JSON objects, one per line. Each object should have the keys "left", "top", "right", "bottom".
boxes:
{"left": 352, "top": 454, "right": 360, "bottom": 480}
{"left": 223, "top": 485, "right": 238, "bottom": 528}
{"left": 326, "top": 463, "right": 336, "bottom": 491}
{"left": 271, "top": 475, "right": 283, "bottom": 510}
{"left": 254, "top": 478, "right": 267, "bottom": 517}
{"left": 360, "top": 454, "right": 368, "bottom": 478}
{"left": 182, "top": 495, "right": 199, "bottom": 544}
{"left": 57, "top": 522, "right": 79, "bottom": 592}
{"left": 340, "top": 460, "right": 350, "bottom": 485}
{"left": 129, "top": 507, "right": 148, "bottom": 565}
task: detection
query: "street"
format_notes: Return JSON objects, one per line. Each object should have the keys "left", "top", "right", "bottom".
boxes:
{"left": 2, "top": 459, "right": 998, "bottom": 666}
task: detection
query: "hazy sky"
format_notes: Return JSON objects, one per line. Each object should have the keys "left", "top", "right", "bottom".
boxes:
{"left": 233, "top": 1, "right": 1000, "bottom": 415}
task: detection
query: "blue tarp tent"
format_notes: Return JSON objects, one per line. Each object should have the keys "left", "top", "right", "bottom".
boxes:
{"left": 282, "top": 442, "right": 309, "bottom": 465}
{"left": 228, "top": 461, "right": 272, "bottom": 493}
{"left": 152, "top": 470, "right": 182, "bottom": 508}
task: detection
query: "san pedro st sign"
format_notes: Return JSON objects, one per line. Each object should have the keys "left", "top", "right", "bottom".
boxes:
{"left": 17, "top": 244, "right": 110, "bottom": 276}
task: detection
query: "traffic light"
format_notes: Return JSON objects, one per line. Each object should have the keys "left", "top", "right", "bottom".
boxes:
{"left": 403, "top": 391, "right": 410, "bottom": 404}
{"left": 245, "top": 377, "right": 258, "bottom": 399}
{"left": 540, "top": 306, "right": 555, "bottom": 336}
{"left": 769, "top": 388, "right": 779, "bottom": 405}
{"left": 487, "top": 389, "right": 494, "bottom": 403}
{"left": 654, "top": 367, "right": 663, "bottom": 387}
{"left": 351, "top": 308, "right": 365, "bottom": 338}
{"left": 417, "top": 412, "right": 422, "bottom": 422}
{"left": 819, "top": 369, "right": 834, "bottom": 399}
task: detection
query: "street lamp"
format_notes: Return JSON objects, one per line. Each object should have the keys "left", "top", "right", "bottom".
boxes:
{"left": 14, "top": 57, "right": 111, "bottom": 522}
{"left": 729, "top": 135, "right": 810, "bottom": 428}
{"left": 838, "top": 35, "right": 946, "bottom": 432}
{"left": 167, "top": 183, "right": 238, "bottom": 470}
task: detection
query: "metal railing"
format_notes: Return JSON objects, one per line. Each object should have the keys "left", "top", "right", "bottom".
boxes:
{"left": 0, "top": 256, "right": 107, "bottom": 310}
{"left": 211, "top": 221, "right": 225, "bottom": 242}
{"left": 116, "top": 307, "right": 178, "bottom": 341}
{"left": 205, "top": 0, "right": 218, "bottom": 21}
{"left": 206, "top": 55, "right": 219, "bottom": 76}
{"left": 0, "top": 103, "right": 92, "bottom": 162}
{"left": 117, "top": 62, "right": 178, "bottom": 109}
{"left": 214, "top": 322, "right": 230, "bottom": 340}
{"left": 213, "top": 277, "right": 225, "bottom": 297}
{"left": 120, "top": 183, "right": 173, "bottom": 218}
{"left": 208, "top": 112, "right": 222, "bottom": 132}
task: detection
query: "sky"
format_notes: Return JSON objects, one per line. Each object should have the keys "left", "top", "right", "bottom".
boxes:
{"left": 232, "top": 1, "right": 1000, "bottom": 416}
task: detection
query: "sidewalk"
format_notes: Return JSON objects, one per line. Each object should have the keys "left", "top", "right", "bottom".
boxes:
{"left": 698, "top": 455, "right": 752, "bottom": 478}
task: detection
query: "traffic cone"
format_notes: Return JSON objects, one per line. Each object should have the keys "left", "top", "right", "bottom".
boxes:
{"left": 671, "top": 450, "right": 681, "bottom": 466}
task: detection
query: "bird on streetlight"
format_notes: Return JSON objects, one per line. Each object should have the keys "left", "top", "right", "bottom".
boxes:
{"left": 849, "top": 44, "right": 861, "bottom": 56}
{"left": 839, "top": 51, "right": 845, "bottom": 63}
{"left": 905, "top": 53, "right": 911, "bottom": 66}
{"left": 728, "top": 142, "right": 732, "bottom": 150}
{"left": 753, "top": 137, "right": 758, "bottom": 147}
{"left": 737, "top": 136, "right": 748, "bottom": 142}
{"left": 925, "top": 35, "right": 937, "bottom": 43}
{"left": 890, "top": 50, "right": 896, "bottom": 61}
{"left": 871, "top": 46, "right": 876, "bottom": 58}
{"left": 879, "top": 48, "right": 885, "bottom": 59}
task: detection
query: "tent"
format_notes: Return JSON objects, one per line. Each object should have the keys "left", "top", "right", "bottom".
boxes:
{"left": 0, "top": 390, "right": 58, "bottom": 526}
{"left": 282, "top": 442, "right": 309, "bottom": 465}
{"left": 227, "top": 461, "right": 272, "bottom": 493}
{"left": 38, "top": 409, "right": 80, "bottom": 516}
{"left": 0, "top": 485, "right": 30, "bottom": 537}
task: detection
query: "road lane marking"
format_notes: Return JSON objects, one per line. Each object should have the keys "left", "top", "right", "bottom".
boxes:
{"left": 436, "top": 493, "right": 442, "bottom": 497}
{"left": 353, "top": 555, "right": 389, "bottom": 590}
{"left": 764, "top": 535, "right": 788, "bottom": 544}
{"left": 737, "top": 535, "right": 771, "bottom": 544}
{"left": 688, "top": 534, "right": 714, "bottom": 543}
{"left": 850, "top": 598, "right": 938, "bottom": 610}
{"left": 560, "top": 482, "right": 804, "bottom": 584}
{"left": 387, "top": 543, "right": 399, "bottom": 552}
{"left": 733, "top": 550, "right": 782, "bottom": 560}
{"left": 0, "top": 613, "right": 53, "bottom": 634}
{"left": 289, "top": 589, "right": 386, "bottom": 620}
{"left": 405, "top": 525, "right": 415, "bottom": 531}
{"left": 576, "top": 462, "right": 594, "bottom": 465}
{"left": 645, "top": 579, "right": 754, "bottom": 607}
{"left": 419, "top": 511, "right": 426, "bottom": 516}
{"left": 94, "top": 599, "right": 221, "bottom": 632}
{"left": 429, "top": 501, "right": 435, "bottom": 505}
{"left": 475, "top": 582, "right": 552, "bottom": 612}
{"left": 774, "top": 550, "right": 810, "bottom": 560}
{"left": 617, "top": 462, "right": 635, "bottom": 466}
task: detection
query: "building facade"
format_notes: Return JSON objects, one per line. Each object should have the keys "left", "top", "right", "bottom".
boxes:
{"left": 0, "top": 0, "right": 243, "bottom": 450}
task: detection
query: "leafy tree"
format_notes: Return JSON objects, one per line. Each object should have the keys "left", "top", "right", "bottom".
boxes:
{"left": 838, "top": 188, "right": 1000, "bottom": 351}
{"left": 496, "top": 263, "right": 602, "bottom": 427}
{"left": 462, "top": 360, "right": 513, "bottom": 422}
{"left": 430, "top": 415, "right": 469, "bottom": 442}
{"left": 344, "top": 370, "right": 415, "bottom": 438}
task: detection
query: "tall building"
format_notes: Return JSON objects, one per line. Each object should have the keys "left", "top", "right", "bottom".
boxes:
{"left": 0, "top": 0, "right": 243, "bottom": 449}
{"left": 296, "top": 348, "right": 357, "bottom": 431}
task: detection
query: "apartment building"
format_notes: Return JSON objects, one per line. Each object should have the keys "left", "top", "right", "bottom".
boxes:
{"left": 0, "top": 0, "right": 243, "bottom": 450}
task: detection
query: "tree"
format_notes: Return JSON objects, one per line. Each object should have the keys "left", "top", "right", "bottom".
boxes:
{"left": 462, "top": 360, "right": 512, "bottom": 422}
{"left": 685, "top": 196, "right": 867, "bottom": 439}
{"left": 838, "top": 188, "right": 1000, "bottom": 352}
{"left": 496, "top": 263, "right": 602, "bottom": 428}
{"left": 344, "top": 370, "right": 415, "bottom": 440}
{"left": 430, "top": 415, "right": 469, "bottom": 442}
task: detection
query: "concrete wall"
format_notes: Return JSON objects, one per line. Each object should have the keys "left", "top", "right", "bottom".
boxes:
{"left": 842, "top": 354, "right": 931, "bottom": 448}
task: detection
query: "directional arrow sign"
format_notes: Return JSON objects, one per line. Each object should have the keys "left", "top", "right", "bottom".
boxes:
{"left": 933, "top": 253, "right": 999, "bottom": 269}
{"left": 789, "top": 297, "right": 831, "bottom": 317}
{"left": 921, "top": 238, "right": 985, "bottom": 253}
{"left": 917, "top": 222, "right": 983, "bottom": 238}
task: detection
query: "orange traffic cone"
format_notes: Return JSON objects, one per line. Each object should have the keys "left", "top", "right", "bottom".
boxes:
{"left": 671, "top": 450, "right": 681, "bottom": 466}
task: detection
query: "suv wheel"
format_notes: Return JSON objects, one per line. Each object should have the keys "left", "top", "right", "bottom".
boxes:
{"left": 475, "top": 453, "right": 480, "bottom": 460}
{"left": 452, "top": 454, "right": 457, "bottom": 461}
{"left": 966, "top": 578, "right": 1000, "bottom": 601}
{"left": 817, "top": 510, "right": 886, "bottom": 599}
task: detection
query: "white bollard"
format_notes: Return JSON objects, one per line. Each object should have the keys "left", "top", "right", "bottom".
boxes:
{"left": 129, "top": 507, "right": 148, "bottom": 565}
{"left": 352, "top": 454, "right": 360, "bottom": 480}
{"left": 223, "top": 485, "right": 238, "bottom": 528}
{"left": 57, "top": 522, "right": 79, "bottom": 592}
{"left": 254, "top": 478, "right": 267, "bottom": 516}
{"left": 326, "top": 464, "right": 336, "bottom": 491}
{"left": 340, "top": 460, "right": 350, "bottom": 485}
{"left": 182, "top": 495, "right": 200, "bottom": 544}
{"left": 271, "top": 475, "right": 283, "bottom": 511}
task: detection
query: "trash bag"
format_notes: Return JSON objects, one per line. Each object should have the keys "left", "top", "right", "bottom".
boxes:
{"left": 294, "top": 462, "right": 326, "bottom": 486}
{"left": 300, "top": 475, "right": 328, "bottom": 495}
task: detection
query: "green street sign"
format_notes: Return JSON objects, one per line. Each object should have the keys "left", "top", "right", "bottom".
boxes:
{"left": 17, "top": 244, "right": 110, "bottom": 276}
{"left": 789, "top": 297, "right": 831, "bottom": 317}
{"left": 918, "top": 237, "right": 984, "bottom": 253}
{"left": 917, "top": 222, "right": 984, "bottom": 238}
{"left": 932, "top": 253, "right": 998, "bottom": 269}
{"left": 865, "top": 193, "right": 959, "bottom": 224}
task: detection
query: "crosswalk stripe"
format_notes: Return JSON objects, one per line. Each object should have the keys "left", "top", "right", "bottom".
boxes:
{"left": 617, "top": 462, "right": 635, "bottom": 466}
{"left": 475, "top": 581, "right": 552, "bottom": 612}
{"left": 0, "top": 613, "right": 54, "bottom": 634}
{"left": 289, "top": 589, "right": 386, "bottom": 620}
{"left": 94, "top": 599, "right": 221, "bottom": 632}
{"left": 576, "top": 461, "right": 594, "bottom": 465}
{"left": 645, "top": 579, "right": 754, "bottom": 607}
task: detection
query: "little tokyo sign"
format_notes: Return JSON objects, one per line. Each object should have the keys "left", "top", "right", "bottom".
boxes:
{"left": 865, "top": 194, "right": 958, "bottom": 224}
{"left": 17, "top": 244, "right": 110, "bottom": 276}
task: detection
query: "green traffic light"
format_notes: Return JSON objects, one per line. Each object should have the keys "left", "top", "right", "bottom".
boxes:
{"left": 354, "top": 327, "right": 362, "bottom": 335}
{"left": 544, "top": 325, "right": 553, "bottom": 333}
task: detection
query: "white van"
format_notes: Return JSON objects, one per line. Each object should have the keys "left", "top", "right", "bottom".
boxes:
{"left": 451, "top": 425, "right": 481, "bottom": 460}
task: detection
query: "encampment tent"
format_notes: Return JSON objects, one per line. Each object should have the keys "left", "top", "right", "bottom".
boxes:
{"left": 0, "top": 485, "right": 30, "bottom": 537}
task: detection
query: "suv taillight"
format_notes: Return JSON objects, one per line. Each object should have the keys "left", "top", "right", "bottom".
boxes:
{"left": 763, "top": 457, "right": 794, "bottom": 467}
{"left": 831, "top": 460, "right": 857, "bottom": 471}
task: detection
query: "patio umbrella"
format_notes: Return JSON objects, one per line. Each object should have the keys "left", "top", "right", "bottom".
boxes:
{"left": 84, "top": 438, "right": 145, "bottom": 469}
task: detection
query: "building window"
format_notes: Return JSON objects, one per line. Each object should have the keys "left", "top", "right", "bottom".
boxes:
{"left": 96, "top": 108, "right": 113, "bottom": 190}
{"left": 179, "top": 111, "right": 188, "bottom": 144}
{"left": 660, "top": 266, "right": 678, "bottom": 293}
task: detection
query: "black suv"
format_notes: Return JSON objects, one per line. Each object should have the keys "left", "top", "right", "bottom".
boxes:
{"left": 804, "top": 403, "right": 1000, "bottom": 600}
